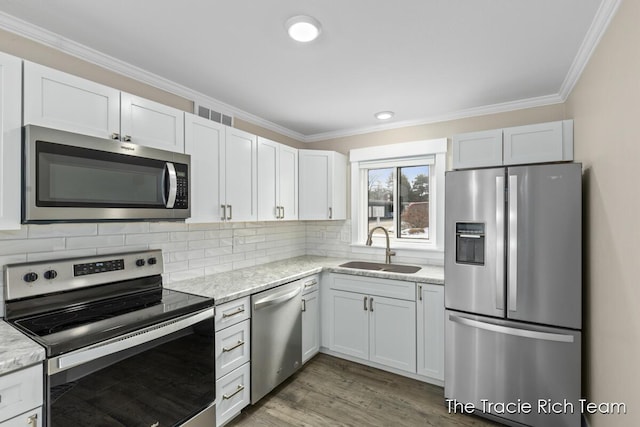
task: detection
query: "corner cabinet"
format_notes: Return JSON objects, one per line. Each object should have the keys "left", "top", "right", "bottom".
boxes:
{"left": 452, "top": 120, "right": 573, "bottom": 169}
{"left": 327, "top": 274, "right": 416, "bottom": 373}
{"left": 0, "top": 52, "right": 22, "bottom": 230}
{"left": 298, "top": 150, "right": 347, "bottom": 220}
{"left": 416, "top": 283, "right": 444, "bottom": 383}
{"left": 24, "top": 61, "right": 184, "bottom": 152}
{"left": 257, "top": 137, "right": 298, "bottom": 221}
{"left": 184, "top": 114, "right": 257, "bottom": 223}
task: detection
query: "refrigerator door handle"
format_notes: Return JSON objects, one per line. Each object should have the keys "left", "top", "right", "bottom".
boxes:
{"left": 495, "top": 176, "right": 505, "bottom": 311}
{"left": 508, "top": 174, "right": 518, "bottom": 312}
{"left": 448, "top": 314, "right": 575, "bottom": 343}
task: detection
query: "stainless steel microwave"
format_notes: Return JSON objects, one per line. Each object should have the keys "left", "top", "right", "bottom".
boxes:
{"left": 23, "top": 125, "right": 190, "bottom": 223}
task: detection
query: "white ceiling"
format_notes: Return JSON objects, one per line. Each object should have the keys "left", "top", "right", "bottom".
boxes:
{"left": 0, "top": 0, "right": 612, "bottom": 141}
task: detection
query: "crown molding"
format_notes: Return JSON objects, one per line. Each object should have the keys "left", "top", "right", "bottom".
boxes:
{"left": 302, "top": 94, "right": 564, "bottom": 143}
{"left": 0, "top": 11, "right": 307, "bottom": 142}
{"left": 0, "top": 1, "right": 619, "bottom": 145}
{"left": 558, "top": 0, "right": 622, "bottom": 100}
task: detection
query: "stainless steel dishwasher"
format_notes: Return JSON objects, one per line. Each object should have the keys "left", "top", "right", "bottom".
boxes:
{"left": 251, "top": 279, "right": 302, "bottom": 403}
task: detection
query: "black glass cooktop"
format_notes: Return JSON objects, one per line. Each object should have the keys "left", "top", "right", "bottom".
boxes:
{"left": 11, "top": 287, "right": 214, "bottom": 357}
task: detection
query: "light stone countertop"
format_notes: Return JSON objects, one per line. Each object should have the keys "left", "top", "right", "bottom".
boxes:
{"left": 0, "top": 321, "right": 45, "bottom": 376}
{"left": 166, "top": 255, "right": 444, "bottom": 304}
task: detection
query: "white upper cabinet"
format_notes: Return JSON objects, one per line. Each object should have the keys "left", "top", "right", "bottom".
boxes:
{"left": 299, "top": 150, "right": 347, "bottom": 220}
{"left": 24, "top": 61, "right": 120, "bottom": 140}
{"left": 452, "top": 120, "right": 573, "bottom": 169}
{"left": 120, "top": 93, "right": 184, "bottom": 152}
{"left": 224, "top": 127, "right": 258, "bottom": 222}
{"left": 0, "top": 52, "right": 22, "bottom": 230}
{"left": 184, "top": 113, "right": 225, "bottom": 223}
{"left": 24, "top": 62, "right": 184, "bottom": 152}
{"left": 257, "top": 137, "right": 298, "bottom": 221}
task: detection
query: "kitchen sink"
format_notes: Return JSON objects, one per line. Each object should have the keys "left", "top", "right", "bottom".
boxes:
{"left": 338, "top": 261, "right": 421, "bottom": 274}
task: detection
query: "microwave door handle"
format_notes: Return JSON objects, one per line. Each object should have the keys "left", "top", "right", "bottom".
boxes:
{"left": 164, "top": 162, "right": 177, "bottom": 208}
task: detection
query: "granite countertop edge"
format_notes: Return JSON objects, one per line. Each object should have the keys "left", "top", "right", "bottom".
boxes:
{"left": 0, "top": 322, "right": 46, "bottom": 376}
{"left": 166, "top": 255, "right": 444, "bottom": 305}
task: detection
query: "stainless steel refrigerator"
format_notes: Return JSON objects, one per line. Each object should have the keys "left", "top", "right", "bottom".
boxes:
{"left": 444, "top": 163, "right": 582, "bottom": 427}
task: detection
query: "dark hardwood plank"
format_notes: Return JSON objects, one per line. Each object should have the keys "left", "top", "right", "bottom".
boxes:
{"left": 227, "top": 354, "right": 501, "bottom": 427}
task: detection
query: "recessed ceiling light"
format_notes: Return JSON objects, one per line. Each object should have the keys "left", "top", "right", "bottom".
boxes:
{"left": 375, "top": 111, "right": 395, "bottom": 120}
{"left": 286, "top": 15, "right": 321, "bottom": 42}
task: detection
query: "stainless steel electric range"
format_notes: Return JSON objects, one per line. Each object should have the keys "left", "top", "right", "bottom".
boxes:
{"left": 4, "top": 250, "right": 216, "bottom": 427}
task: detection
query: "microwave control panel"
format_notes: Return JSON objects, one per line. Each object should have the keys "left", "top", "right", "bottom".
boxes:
{"left": 175, "top": 164, "right": 189, "bottom": 209}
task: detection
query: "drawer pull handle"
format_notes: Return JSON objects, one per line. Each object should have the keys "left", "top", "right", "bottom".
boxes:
{"left": 222, "top": 340, "right": 245, "bottom": 352}
{"left": 304, "top": 279, "right": 318, "bottom": 288}
{"left": 223, "top": 384, "right": 245, "bottom": 400}
{"left": 27, "top": 414, "right": 38, "bottom": 427}
{"left": 222, "top": 307, "right": 245, "bottom": 318}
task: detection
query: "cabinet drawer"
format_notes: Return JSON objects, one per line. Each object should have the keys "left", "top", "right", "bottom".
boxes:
{"left": 301, "top": 274, "right": 320, "bottom": 295}
{"left": 216, "top": 362, "right": 250, "bottom": 427}
{"left": 215, "top": 297, "right": 250, "bottom": 331}
{"left": 215, "top": 319, "right": 250, "bottom": 379}
{"left": 0, "top": 364, "right": 43, "bottom": 422}
{"left": 330, "top": 274, "right": 415, "bottom": 301}
{"left": 0, "top": 406, "right": 42, "bottom": 427}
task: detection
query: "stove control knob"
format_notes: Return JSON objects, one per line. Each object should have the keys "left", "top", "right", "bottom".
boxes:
{"left": 136, "top": 259, "right": 146, "bottom": 267}
{"left": 44, "top": 270, "right": 58, "bottom": 280}
{"left": 23, "top": 272, "right": 38, "bottom": 283}
{"left": 148, "top": 257, "right": 157, "bottom": 265}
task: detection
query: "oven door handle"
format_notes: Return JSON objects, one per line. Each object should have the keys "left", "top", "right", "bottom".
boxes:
{"left": 50, "top": 308, "right": 214, "bottom": 374}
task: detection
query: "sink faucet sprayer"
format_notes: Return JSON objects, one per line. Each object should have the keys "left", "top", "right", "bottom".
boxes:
{"left": 366, "top": 226, "right": 396, "bottom": 264}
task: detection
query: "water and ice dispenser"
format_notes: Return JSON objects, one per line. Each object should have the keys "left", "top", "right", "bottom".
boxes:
{"left": 455, "top": 223, "right": 485, "bottom": 265}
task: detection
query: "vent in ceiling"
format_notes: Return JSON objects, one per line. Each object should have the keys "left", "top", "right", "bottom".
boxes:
{"left": 196, "top": 104, "right": 233, "bottom": 126}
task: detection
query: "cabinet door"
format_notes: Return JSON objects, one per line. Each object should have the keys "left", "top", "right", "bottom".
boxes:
{"left": 452, "top": 129, "right": 503, "bottom": 169}
{"left": 328, "top": 289, "right": 369, "bottom": 359}
{"left": 417, "top": 284, "right": 444, "bottom": 381}
{"left": 369, "top": 295, "right": 416, "bottom": 373}
{"left": 120, "top": 93, "right": 185, "bottom": 152}
{"left": 0, "top": 406, "right": 42, "bottom": 427}
{"left": 0, "top": 52, "right": 22, "bottom": 230}
{"left": 257, "top": 137, "right": 278, "bottom": 220}
{"left": 329, "top": 151, "right": 347, "bottom": 220}
{"left": 224, "top": 128, "right": 257, "bottom": 222}
{"left": 23, "top": 61, "right": 120, "bottom": 139}
{"left": 302, "top": 290, "right": 320, "bottom": 363}
{"left": 278, "top": 145, "right": 299, "bottom": 220}
{"left": 503, "top": 120, "right": 573, "bottom": 165}
{"left": 299, "top": 150, "right": 330, "bottom": 220}
{"left": 185, "top": 114, "right": 225, "bottom": 223}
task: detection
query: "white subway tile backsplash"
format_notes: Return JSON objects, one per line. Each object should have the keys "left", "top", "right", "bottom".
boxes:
{"left": 0, "top": 227, "right": 28, "bottom": 240}
{"left": 66, "top": 235, "right": 125, "bottom": 249}
{"left": 149, "top": 222, "right": 188, "bottom": 232}
{"left": 187, "top": 223, "right": 221, "bottom": 231}
{"left": 99, "top": 222, "right": 150, "bottom": 235}
{"left": 27, "top": 248, "right": 97, "bottom": 261}
{"left": 169, "top": 249, "right": 205, "bottom": 262}
{"left": 188, "top": 239, "right": 221, "bottom": 250}
{"left": 28, "top": 223, "right": 97, "bottom": 238}
{"left": 204, "top": 247, "right": 233, "bottom": 257}
{"left": 97, "top": 245, "right": 149, "bottom": 255}
{"left": 125, "top": 233, "right": 169, "bottom": 245}
{"left": 0, "top": 238, "right": 66, "bottom": 256}
{"left": 170, "top": 231, "right": 205, "bottom": 241}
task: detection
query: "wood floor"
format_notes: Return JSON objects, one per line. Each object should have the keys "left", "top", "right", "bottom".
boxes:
{"left": 227, "top": 354, "right": 501, "bottom": 427}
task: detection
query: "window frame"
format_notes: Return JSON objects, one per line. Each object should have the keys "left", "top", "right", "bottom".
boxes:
{"left": 350, "top": 138, "right": 447, "bottom": 256}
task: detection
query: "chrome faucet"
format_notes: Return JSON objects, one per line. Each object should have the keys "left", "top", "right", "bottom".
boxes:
{"left": 366, "top": 226, "right": 396, "bottom": 264}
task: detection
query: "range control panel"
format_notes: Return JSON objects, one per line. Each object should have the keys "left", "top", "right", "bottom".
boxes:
{"left": 4, "top": 250, "right": 164, "bottom": 301}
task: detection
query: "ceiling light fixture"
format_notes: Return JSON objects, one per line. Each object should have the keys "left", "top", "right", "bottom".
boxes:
{"left": 286, "top": 15, "right": 321, "bottom": 42}
{"left": 375, "top": 111, "right": 395, "bottom": 121}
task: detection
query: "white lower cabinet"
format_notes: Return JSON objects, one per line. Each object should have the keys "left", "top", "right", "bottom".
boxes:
{"left": 0, "top": 407, "right": 42, "bottom": 427}
{"left": 416, "top": 283, "right": 445, "bottom": 382}
{"left": 327, "top": 274, "right": 416, "bottom": 373}
{"left": 214, "top": 297, "right": 251, "bottom": 426}
{"left": 215, "top": 362, "right": 250, "bottom": 427}
{"left": 301, "top": 275, "right": 320, "bottom": 363}
{"left": 0, "top": 364, "right": 43, "bottom": 426}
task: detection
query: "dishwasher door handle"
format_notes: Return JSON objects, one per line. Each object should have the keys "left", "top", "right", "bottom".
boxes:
{"left": 253, "top": 286, "right": 301, "bottom": 311}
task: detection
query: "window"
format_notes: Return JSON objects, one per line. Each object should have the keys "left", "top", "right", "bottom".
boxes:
{"left": 366, "top": 161, "right": 432, "bottom": 240}
{"left": 350, "top": 138, "right": 446, "bottom": 253}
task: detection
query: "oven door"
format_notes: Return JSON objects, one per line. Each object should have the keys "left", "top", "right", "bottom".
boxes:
{"left": 23, "top": 125, "right": 190, "bottom": 222}
{"left": 46, "top": 308, "right": 214, "bottom": 427}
